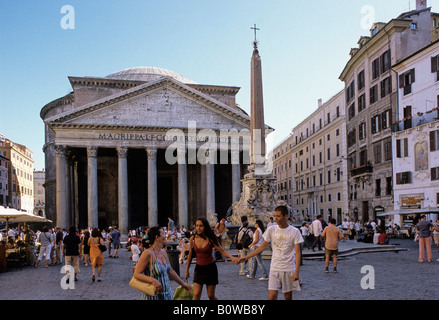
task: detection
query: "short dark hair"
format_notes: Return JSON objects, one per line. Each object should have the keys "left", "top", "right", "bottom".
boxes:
{"left": 274, "top": 206, "right": 288, "bottom": 216}
{"left": 330, "top": 218, "right": 336, "bottom": 225}
{"left": 69, "top": 226, "right": 76, "bottom": 234}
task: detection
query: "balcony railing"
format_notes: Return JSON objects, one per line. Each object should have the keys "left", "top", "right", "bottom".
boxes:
{"left": 351, "top": 164, "right": 373, "bottom": 177}
{"left": 393, "top": 109, "right": 439, "bottom": 132}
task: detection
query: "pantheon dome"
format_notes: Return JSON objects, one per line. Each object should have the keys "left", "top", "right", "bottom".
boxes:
{"left": 105, "top": 66, "right": 198, "bottom": 84}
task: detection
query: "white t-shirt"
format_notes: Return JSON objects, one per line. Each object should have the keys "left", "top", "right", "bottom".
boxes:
{"left": 263, "top": 225, "right": 303, "bottom": 272}
{"left": 131, "top": 244, "right": 141, "bottom": 262}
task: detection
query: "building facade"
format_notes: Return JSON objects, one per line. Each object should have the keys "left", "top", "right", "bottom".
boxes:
{"left": 282, "top": 90, "right": 347, "bottom": 223}
{"left": 0, "top": 136, "right": 34, "bottom": 212}
{"left": 41, "top": 67, "right": 251, "bottom": 236}
{"left": 273, "top": 134, "right": 294, "bottom": 206}
{"left": 0, "top": 134, "right": 9, "bottom": 207}
{"left": 339, "top": 1, "right": 439, "bottom": 222}
{"left": 391, "top": 40, "right": 439, "bottom": 225}
{"left": 33, "top": 169, "right": 45, "bottom": 217}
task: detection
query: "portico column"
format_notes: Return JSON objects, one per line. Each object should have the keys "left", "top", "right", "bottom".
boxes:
{"left": 87, "top": 146, "right": 99, "bottom": 229}
{"left": 55, "top": 145, "right": 68, "bottom": 229}
{"left": 178, "top": 150, "right": 188, "bottom": 229}
{"left": 146, "top": 148, "right": 158, "bottom": 227}
{"left": 206, "top": 161, "right": 215, "bottom": 217}
{"left": 231, "top": 159, "right": 241, "bottom": 203}
{"left": 117, "top": 147, "right": 129, "bottom": 239}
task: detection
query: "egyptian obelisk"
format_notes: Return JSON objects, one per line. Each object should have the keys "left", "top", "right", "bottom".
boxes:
{"left": 228, "top": 25, "right": 287, "bottom": 226}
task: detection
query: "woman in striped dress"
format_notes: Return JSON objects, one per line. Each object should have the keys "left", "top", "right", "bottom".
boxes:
{"left": 133, "top": 226, "right": 191, "bottom": 300}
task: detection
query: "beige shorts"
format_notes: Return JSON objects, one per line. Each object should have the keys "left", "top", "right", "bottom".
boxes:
{"left": 268, "top": 270, "right": 300, "bottom": 293}
{"left": 65, "top": 255, "right": 80, "bottom": 274}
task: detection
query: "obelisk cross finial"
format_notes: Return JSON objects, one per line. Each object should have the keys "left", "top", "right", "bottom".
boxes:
{"left": 251, "top": 24, "right": 260, "bottom": 48}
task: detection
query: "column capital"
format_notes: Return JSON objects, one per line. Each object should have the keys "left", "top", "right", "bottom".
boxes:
{"left": 116, "top": 147, "right": 128, "bottom": 158}
{"left": 54, "top": 145, "right": 67, "bottom": 157}
{"left": 87, "top": 146, "right": 98, "bottom": 158}
{"left": 146, "top": 148, "right": 157, "bottom": 161}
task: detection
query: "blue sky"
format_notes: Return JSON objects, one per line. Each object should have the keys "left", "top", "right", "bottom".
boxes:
{"left": 1, "top": 0, "right": 438, "bottom": 170}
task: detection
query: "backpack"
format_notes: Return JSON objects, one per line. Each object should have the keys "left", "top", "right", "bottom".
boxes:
{"left": 239, "top": 229, "right": 253, "bottom": 249}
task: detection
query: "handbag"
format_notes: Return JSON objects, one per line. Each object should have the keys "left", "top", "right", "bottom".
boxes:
{"left": 98, "top": 238, "right": 107, "bottom": 252}
{"left": 129, "top": 277, "right": 156, "bottom": 296}
{"left": 129, "top": 251, "right": 157, "bottom": 296}
{"left": 173, "top": 283, "right": 194, "bottom": 300}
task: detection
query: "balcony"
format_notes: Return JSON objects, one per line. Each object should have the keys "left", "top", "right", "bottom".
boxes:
{"left": 393, "top": 109, "right": 439, "bottom": 132}
{"left": 351, "top": 164, "right": 373, "bottom": 177}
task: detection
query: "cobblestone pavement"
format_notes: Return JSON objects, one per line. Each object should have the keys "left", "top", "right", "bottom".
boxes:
{"left": 0, "top": 239, "right": 438, "bottom": 300}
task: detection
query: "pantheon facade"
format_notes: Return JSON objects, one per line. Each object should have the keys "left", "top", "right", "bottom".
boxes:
{"left": 41, "top": 67, "right": 251, "bottom": 236}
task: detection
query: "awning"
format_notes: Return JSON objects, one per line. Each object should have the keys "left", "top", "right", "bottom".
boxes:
{"left": 376, "top": 207, "right": 439, "bottom": 217}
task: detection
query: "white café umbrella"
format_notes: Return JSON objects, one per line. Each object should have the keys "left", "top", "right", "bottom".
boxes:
{"left": 0, "top": 206, "right": 52, "bottom": 238}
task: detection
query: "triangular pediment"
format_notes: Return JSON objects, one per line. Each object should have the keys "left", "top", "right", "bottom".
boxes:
{"left": 47, "top": 77, "right": 251, "bottom": 131}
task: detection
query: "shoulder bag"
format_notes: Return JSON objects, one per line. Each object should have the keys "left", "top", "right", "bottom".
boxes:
{"left": 98, "top": 238, "right": 107, "bottom": 252}
{"left": 129, "top": 252, "right": 156, "bottom": 296}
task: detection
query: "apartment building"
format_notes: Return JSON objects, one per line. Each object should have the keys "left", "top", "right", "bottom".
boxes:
{"left": 338, "top": 0, "right": 439, "bottom": 222}
{"left": 34, "top": 169, "right": 46, "bottom": 216}
{"left": 286, "top": 90, "right": 348, "bottom": 223}
{"left": 0, "top": 134, "right": 9, "bottom": 207}
{"left": 0, "top": 136, "right": 35, "bottom": 213}
{"left": 273, "top": 134, "right": 295, "bottom": 206}
{"left": 390, "top": 40, "right": 439, "bottom": 225}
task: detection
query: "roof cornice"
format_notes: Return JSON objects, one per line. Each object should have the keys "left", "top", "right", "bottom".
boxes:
{"left": 339, "top": 19, "right": 412, "bottom": 81}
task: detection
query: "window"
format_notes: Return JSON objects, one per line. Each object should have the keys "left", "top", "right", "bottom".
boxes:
{"left": 358, "top": 94, "right": 366, "bottom": 112}
{"left": 431, "top": 167, "right": 439, "bottom": 181}
{"left": 348, "top": 128, "right": 356, "bottom": 147}
{"left": 336, "top": 143, "right": 340, "bottom": 157}
{"left": 372, "top": 58, "right": 380, "bottom": 80}
{"left": 370, "top": 85, "right": 379, "bottom": 104}
{"left": 359, "top": 149, "right": 368, "bottom": 166}
{"left": 358, "top": 70, "right": 365, "bottom": 91}
{"left": 431, "top": 55, "right": 439, "bottom": 81}
{"left": 371, "top": 114, "right": 381, "bottom": 134}
{"left": 396, "top": 138, "right": 409, "bottom": 158}
{"left": 327, "top": 170, "right": 331, "bottom": 184}
{"left": 380, "top": 77, "right": 391, "bottom": 98}
{"left": 380, "top": 50, "right": 391, "bottom": 74}
{"left": 403, "top": 106, "right": 412, "bottom": 130}
{"left": 430, "top": 130, "right": 439, "bottom": 151}
{"left": 399, "top": 69, "right": 415, "bottom": 95}
{"left": 375, "top": 179, "right": 381, "bottom": 197}
{"left": 346, "top": 80, "right": 355, "bottom": 103}
{"left": 382, "top": 110, "right": 391, "bottom": 129}
{"left": 327, "top": 148, "right": 331, "bottom": 161}
{"left": 348, "top": 103, "right": 356, "bottom": 121}
{"left": 384, "top": 140, "right": 392, "bottom": 161}
{"left": 386, "top": 177, "right": 392, "bottom": 195}
{"left": 374, "top": 143, "right": 381, "bottom": 164}
{"left": 410, "top": 22, "right": 418, "bottom": 30}
{"left": 396, "top": 171, "right": 411, "bottom": 184}
{"left": 359, "top": 122, "right": 367, "bottom": 140}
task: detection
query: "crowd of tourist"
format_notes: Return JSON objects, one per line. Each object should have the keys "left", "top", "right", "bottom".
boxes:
{"left": 1, "top": 211, "right": 438, "bottom": 300}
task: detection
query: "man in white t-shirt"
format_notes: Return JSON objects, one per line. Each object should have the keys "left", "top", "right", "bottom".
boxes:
{"left": 236, "top": 206, "right": 303, "bottom": 300}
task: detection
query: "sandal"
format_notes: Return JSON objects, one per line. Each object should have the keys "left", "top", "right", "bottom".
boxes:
{"left": 92, "top": 275, "right": 95, "bottom": 282}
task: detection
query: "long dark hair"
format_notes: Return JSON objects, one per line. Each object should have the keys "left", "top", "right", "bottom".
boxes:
{"left": 194, "top": 217, "right": 219, "bottom": 246}
{"left": 255, "top": 220, "right": 265, "bottom": 234}
{"left": 145, "top": 226, "right": 162, "bottom": 248}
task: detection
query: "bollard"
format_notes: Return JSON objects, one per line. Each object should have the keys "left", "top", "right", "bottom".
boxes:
{"left": 165, "top": 241, "right": 180, "bottom": 277}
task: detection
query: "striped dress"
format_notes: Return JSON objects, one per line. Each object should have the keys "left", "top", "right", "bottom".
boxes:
{"left": 142, "top": 250, "right": 173, "bottom": 300}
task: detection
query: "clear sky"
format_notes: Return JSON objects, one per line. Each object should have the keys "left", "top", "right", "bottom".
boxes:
{"left": 1, "top": 0, "right": 438, "bottom": 170}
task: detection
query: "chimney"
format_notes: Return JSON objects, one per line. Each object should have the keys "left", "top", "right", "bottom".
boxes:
{"left": 416, "top": 0, "right": 427, "bottom": 10}
{"left": 318, "top": 98, "right": 323, "bottom": 108}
